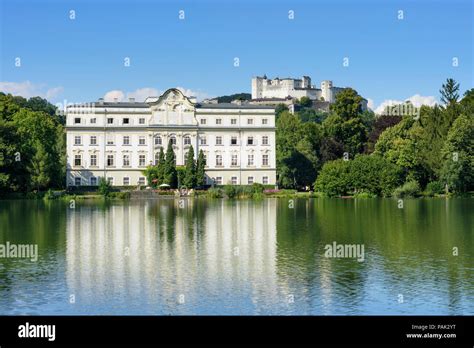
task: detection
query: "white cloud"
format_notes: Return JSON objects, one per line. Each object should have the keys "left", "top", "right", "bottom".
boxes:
{"left": 102, "top": 87, "right": 210, "bottom": 102}
{"left": 176, "top": 87, "right": 210, "bottom": 101}
{"left": 126, "top": 88, "right": 160, "bottom": 101}
{"left": 0, "top": 81, "right": 63, "bottom": 101}
{"left": 373, "top": 94, "right": 438, "bottom": 114}
{"left": 103, "top": 90, "right": 125, "bottom": 102}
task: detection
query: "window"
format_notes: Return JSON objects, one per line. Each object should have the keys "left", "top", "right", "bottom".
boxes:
{"left": 247, "top": 118, "right": 254, "bottom": 125}
{"left": 262, "top": 136, "right": 269, "bottom": 145}
{"left": 262, "top": 118, "right": 268, "bottom": 125}
{"left": 139, "top": 136, "right": 146, "bottom": 145}
{"left": 90, "top": 177, "right": 97, "bottom": 186}
{"left": 90, "top": 118, "right": 97, "bottom": 124}
{"left": 231, "top": 136, "right": 237, "bottom": 145}
{"left": 200, "top": 118, "right": 207, "bottom": 125}
{"left": 155, "top": 136, "right": 162, "bottom": 145}
{"left": 138, "top": 177, "right": 146, "bottom": 185}
{"left": 216, "top": 136, "right": 222, "bottom": 145}
{"left": 123, "top": 136, "right": 130, "bottom": 145}
{"left": 90, "top": 154, "right": 97, "bottom": 167}
{"left": 139, "top": 118, "right": 145, "bottom": 124}
{"left": 248, "top": 154, "right": 254, "bottom": 166}
{"left": 139, "top": 154, "right": 146, "bottom": 166}
{"left": 231, "top": 118, "right": 237, "bottom": 125}
{"left": 123, "top": 154, "right": 130, "bottom": 167}
{"left": 123, "top": 177, "right": 130, "bottom": 186}
{"left": 248, "top": 176, "right": 254, "bottom": 185}
{"left": 231, "top": 176, "right": 238, "bottom": 185}
{"left": 216, "top": 118, "right": 222, "bottom": 125}
{"left": 247, "top": 136, "right": 254, "bottom": 145}
{"left": 200, "top": 136, "right": 207, "bottom": 145}
{"left": 262, "top": 176, "right": 269, "bottom": 184}
{"left": 107, "top": 118, "right": 113, "bottom": 124}
{"left": 203, "top": 154, "right": 207, "bottom": 165}
{"left": 154, "top": 152, "right": 160, "bottom": 165}
{"left": 231, "top": 154, "right": 238, "bottom": 166}
{"left": 123, "top": 118, "right": 130, "bottom": 125}
{"left": 74, "top": 118, "right": 81, "bottom": 124}
{"left": 215, "top": 177, "right": 222, "bottom": 185}
{"left": 216, "top": 154, "right": 223, "bottom": 166}
{"left": 107, "top": 177, "right": 114, "bottom": 185}
{"left": 74, "top": 177, "right": 81, "bottom": 186}
{"left": 74, "top": 154, "right": 81, "bottom": 166}
{"left": 90, "top": 136, "right": 97, "bottom": 145}
{"left": 184, "top": 136, "right": 191, "bottom": 145}
{"left": 169, "top": 136, "right": 176, "bottom": 145}
{"left": 107, "top": 155, "right": 114, "bottom": 167}
{"left": 74, "top": 136, "right": 82, "bottom": 145}
{"left": 262, "top": 154, "right": 269, "bottom": 166}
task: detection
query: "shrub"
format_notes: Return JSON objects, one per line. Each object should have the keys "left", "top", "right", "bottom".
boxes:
{"left": 44, "top": 189, "right": 56, "bottom": 200}
{"left": 314, "top": 155, "right": 403, "bottom": 197}
{"left": 224, "top": 185, "right": 238, "bottom": 199}
{"left": 251, "top": 183, "right": 265, "bottom": 194}
{"left": 98, "top": 177, "right": 112, "bottom": 196}
{"left": 314, "top": 159, "right": 351, "bottom": 197}
{"left": 425, "top": 181, "right": 444, "bottom": 196}
{"left": 393, "top": 180, "right": 421, "bottom": 198}
{"left": 207, "top": 187, "right": 222, "bottom": 198}
{"left": 108, "top": 191, "right": 131, "bottom": 199}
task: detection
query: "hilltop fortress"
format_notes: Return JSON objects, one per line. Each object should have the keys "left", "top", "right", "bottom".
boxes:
{"left": 250, "top": 75, "right": 367, "bottom": 111}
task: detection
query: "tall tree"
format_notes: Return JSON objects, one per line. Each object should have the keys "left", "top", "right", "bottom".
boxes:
{"left": 163, "top": 140, "right": 177, "bottom": 188}
{"left": 440, "top": 114, "right": 473, "bottom": 193}
{"left": 183, "top": 145, "right": 196, "bottom": 188}
{"left": 196, "top": 150, "right": 206, "bottom": 186}
{"left": 440, "top": 78, "right": 460, "bottom": 105}
{"left": 156, "top": 147, "right": 166, "bottom": 184}
{"left": 29, "top": 142, "right": 51, "bottom": 192}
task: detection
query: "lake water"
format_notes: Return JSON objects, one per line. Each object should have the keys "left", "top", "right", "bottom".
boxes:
{"left": 0, "top": 198, "right": 472, "bottom": 315}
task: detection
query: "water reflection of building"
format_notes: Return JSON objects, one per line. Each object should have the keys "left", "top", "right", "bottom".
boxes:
{"left": 65, "top": 199, "right": 278, "bottom": 314}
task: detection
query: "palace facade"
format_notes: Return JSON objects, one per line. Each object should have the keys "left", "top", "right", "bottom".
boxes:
{"left": 65, "top": 88, "right": 276, "bottom": 187}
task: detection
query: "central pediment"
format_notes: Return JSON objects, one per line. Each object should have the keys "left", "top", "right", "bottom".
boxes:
{"left": 146, "top": 88, "right": 195, "bottom": 111}
{"left": 146, "top": 88, "right": 197, "bottom": 126}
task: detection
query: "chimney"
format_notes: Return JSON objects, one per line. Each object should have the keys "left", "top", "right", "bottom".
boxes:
{"left": 98, "top": 98, "right": 104, "bottom": 105}
{"left": 129, "top": 97, "right": 135, "bottom": 103}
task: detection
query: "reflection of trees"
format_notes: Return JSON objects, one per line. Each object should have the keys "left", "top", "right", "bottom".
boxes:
{"left": 275, "top": 198, "right": 369, "bottom": 313}
{"left": 274, "top": 197, "right": 474, "bottom": 314}
{"left": 0, "top": 200, "right": 68, "bottom": 308}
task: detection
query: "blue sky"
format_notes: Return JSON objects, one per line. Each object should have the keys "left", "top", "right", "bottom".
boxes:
{"left": 0, "top": 0, "right": 472, "bottom": 111}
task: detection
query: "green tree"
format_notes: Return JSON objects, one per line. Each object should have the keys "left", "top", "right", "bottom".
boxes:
{"left": 183, "top": 145, "right": 196, "bottom": 188}
{"left": 314, "top": 159, "right": 351, "bottom": 196}
{"left": 98, "top": 177, "right": 112, "bottom": 196}
{"left": 196, "top": 150, "right": 206, "bottom": 187}
{"left": 349, "top": 154, "right": 402, "bottom": 196}
{"left": 29, "top": 142, "right": 51, "bottom": 192}
{"left": 275, "top": 103, "right": 289, "bottom": 119}
{"left": 163, "top": 140, "right": 177, "bottom": 188}
{"left": 440, "top": 114, "right": 473, "bottom": 193}
{"left": 298, "top": 96, "right": 312, "bottom": 108}
{"left": 329, "top": 88, "right": 364, "bottom": 120}
{"left": 156, "top": 147, "right": 166, "bottom": 184}
{"left": 440, "top": 78, "right": 460, "bottom": 106}
{"left": 322, "top": 88, "right": 368, "bottom": 157}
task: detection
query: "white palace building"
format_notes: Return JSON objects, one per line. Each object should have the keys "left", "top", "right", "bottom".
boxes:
{"left": 65, "top": 88, "right": 276, "bottom": 187}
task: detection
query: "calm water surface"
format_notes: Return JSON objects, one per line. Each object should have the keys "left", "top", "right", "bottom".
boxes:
{"left": 0, "top": 198, "right": 472, "bottom": 315}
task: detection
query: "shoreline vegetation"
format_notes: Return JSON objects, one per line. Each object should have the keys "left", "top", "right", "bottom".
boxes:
{"left": 1, "top": 185, "right": 471, "bottom": 201}
{"left": 1, "top": 79, "right": 473, "bottom": 200}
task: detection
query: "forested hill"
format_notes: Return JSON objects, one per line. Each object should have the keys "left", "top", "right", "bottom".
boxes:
{"left": 216, "top": 93, "right": 251, "bottom": 103}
